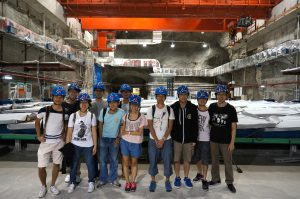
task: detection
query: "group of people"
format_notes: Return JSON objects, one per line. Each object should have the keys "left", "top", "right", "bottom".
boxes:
{"left": 35, "top": 82, "right": 238, "bottom": 198}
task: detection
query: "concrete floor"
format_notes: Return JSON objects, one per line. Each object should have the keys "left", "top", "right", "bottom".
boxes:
{"left": 0, "top": 161, "right": 299, "bottom": 199}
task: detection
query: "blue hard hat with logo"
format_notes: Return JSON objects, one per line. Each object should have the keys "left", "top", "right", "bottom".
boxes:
{"left": 215, "top": 84, "right": 228, "bottom": 94}
{"left": 155, "top": 86, "right": 168, "bottom": 96}
{"left": 120, "top": 84, "right": 132, "bottom": 92}
{"left": 129, "top": 94, "right": 141, "bottom": 106}
{"left": 197, "top": 90, "right": 209, "bottom": 99}
{"left": 93, "top": 82, "right": 105, "bottom": 91}
{"left": 107, "top": 92, "right": 120, "bottom": 103}
{"left": 52, "top": 86, "right": 66, "bottom": 96}
{"left": 68, "top": 82, "right": 81, "bottom": 92}
{"left": 78, "top": 93, "right": 91, "bottom": 102}
{"left": 177, "top": 85, "right": 189, "bottom": 95}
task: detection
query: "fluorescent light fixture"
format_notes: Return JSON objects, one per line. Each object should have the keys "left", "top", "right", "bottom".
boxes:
{"left": 170, "top": 43, "right": 175, "bottom": 48}
{"left": 3, "top": 75, "right": 13, "bottom": 80}
{"left": 202, "top": 43, "right": 208, "bottom": 48}
{"left": 142, "top": 43, "right": 147, "bottom": 47}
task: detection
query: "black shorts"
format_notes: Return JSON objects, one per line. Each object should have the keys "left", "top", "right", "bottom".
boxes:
{"left": 194, "top": 141, "right": 210, "bottom": 165}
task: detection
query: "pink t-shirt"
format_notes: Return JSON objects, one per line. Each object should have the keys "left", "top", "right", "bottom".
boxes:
{"left": 122, "top": 113, "right": 148, "bottom": 144}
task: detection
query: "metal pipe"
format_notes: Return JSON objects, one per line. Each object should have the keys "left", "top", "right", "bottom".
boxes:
{"left": 297, "top": 15, "right": 300, "bottom": 100}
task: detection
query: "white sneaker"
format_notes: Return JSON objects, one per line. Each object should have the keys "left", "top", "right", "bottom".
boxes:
{"left": 38, "top": 186, "right": 47, "bottom": 198}
{"left": 76, "top": 175, "right": 81, "bottom": 184}
{"left": 88, "top": 182, "right": 95, "bottom": 193}
{"left": 65, "top": 174, "right": 70, "bottom": 183}
{"left": 68, "top": 183, "right": 75, "bottom": 193}
{"left": 50, "top": 185, "right": 60, "bottom": 195}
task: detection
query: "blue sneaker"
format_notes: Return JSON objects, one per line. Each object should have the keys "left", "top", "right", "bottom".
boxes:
{"left": 174, "top": 177, "right": 181, "bottom": 188}
{"left": 184, "top": 177, "right": 193, "bottom": 189}
{"left": 149, "top": 181, "right": 156, "bottom": 192}
{"left": 165, "top": 181, "right": 172, "bottom": 192}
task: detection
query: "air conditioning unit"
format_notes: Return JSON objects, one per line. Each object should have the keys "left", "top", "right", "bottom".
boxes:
{"left": 6, "top": 25, "right": 17, "bottom": 34}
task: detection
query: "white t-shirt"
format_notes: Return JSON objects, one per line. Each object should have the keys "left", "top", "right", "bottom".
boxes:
{"left": 197, "top": 109, "right": 210, "bottom": 141}
{"left": 37, "top": 106, "right": 68, "bottom": 144}
{"left": 68, "top": 111, "right": 97, "bottom": 147}
{"left": 146, "top": 105, "right": 175, "bottom": 140}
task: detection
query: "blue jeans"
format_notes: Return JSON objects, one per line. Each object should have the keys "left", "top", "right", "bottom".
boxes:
{"left": 148, "top": 138, "right": 173, "bottom": 178}
{"left": 98, "top": 137, "right": 119, "bottom": 182}
{"left": 70, "top": 145, "right": 95, "bottom": 184}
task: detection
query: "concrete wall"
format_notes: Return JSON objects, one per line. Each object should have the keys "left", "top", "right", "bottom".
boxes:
{"left": 228, "top": 2, "right": 299, "bottom": 101}
{"left": 0, "top": 1, "right": 85, "bottom": 100}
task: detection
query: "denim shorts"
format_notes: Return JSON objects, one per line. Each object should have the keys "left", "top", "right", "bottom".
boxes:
{"left": 120, "top": 138, "right": 142, "bottom": 158}
{"left": 194, "top": 141, "right": 210, "bottom": 165}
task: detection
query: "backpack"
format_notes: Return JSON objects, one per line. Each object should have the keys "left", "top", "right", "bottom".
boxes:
{"left": 102, "top": 107, "right": 108, "bottom": 124}
{"left": 72, "top": 111, "right": 93, "bottom": 126}
{"left": 41, "top": 105, "right": 65, "bottom": 133}
{"left": 151, "top": 105, "right": 171, "bottom": 119}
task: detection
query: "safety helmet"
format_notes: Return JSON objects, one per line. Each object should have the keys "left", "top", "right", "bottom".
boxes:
{"left": 197, "top": 90, "right": 209, "bottom": 99}
{"left": 215, "top": 84, "right": 228, "bottom": 94}
{"left": 78, "top": 93, "right": 91, "bottom": 102}
{"left": 177, "top": 85, "right": 189, "bottom": 95}
{"left": 107, "top": 92, "right": 120, "bottom": 103}
{"left": 120, "top": 84, "right": 132, "bottom": 92}
{"left": 93, "top": 82, "right": 105, "bottom": 91}
{"left": 68, "top": 82, "right": 81, "bottom": 92}
{"left": 52, "top": 86, "right": 66, "bottom": 96}
{"left": 129, "top": 94, "right": 141, "bottom": 106}
{"left": 155, "top": 86, "right": 168, "bottom": 96}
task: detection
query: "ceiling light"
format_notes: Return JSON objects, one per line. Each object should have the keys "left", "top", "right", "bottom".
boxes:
{"left": 170, "top": 43, "right": 175, "bottom": 48}
{"left": 142, "top": 43, "right": 147, "bottom": 47}
{"left": 2, "top": 75, "right": 13, "bottom": 80}
{"left": 201, "top": 32, "right": 204, "bottom": 34}
{"left": 260, "top": 85, "right": 265, "bottom": 88}
{"left": 202, "top": 43, "right": 208, "bottom": 48}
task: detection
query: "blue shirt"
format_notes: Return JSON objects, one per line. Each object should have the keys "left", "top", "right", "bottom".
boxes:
{"left": 99, "top": 108, "right": 125, "bottom": 138}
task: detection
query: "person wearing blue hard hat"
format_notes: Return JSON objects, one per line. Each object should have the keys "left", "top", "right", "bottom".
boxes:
{"left": 171, "top": 85, "right": 198, "bottom": 189}
{"left": 119, "top": 84, "right": 133, "bottom": 114}
{"left": 208, "top": 84, "right": 238, "bottom": 193}
{"left": 193, "top": 90, "right": 210, "bottom": 191}
{"left": 62, "top": 82, "right": 81, "bottom": 184}
{"left": 66, "top": 93, "right": 97, "bottom": 193}
{"left": 146, "top": 86, "right": 175, "bottom": 192}
{"left": 98, "top": 92, "right": 125, "bottom": 187}
{"left": 35, "top": 85, "right": 68, "bottom": 198}
{"left": 90, "top": 82, "right": 108, "bottom": 179}
{"left": 120, "top": 94, "right": 147, "bottom": 192}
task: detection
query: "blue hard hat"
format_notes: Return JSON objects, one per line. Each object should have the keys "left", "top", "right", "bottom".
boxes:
{"left": 197, "top": 90, "right": 209, "bottom": 99}
{"left": 177, "top": 85, "right": 189, "bottom": 95}
{"left": 93, "top": 82, "right": 105, "bottom": 91}
{"left": 129, "top": 94, "right": 141, "bottom": 106}
{"left": 52, "top": 86, "right": 66, "bottom": 96}
{"left": 155, "top": 86, "right": 168, "bottom": 96}
{"left": 78, "top": 93, "right": 91, "bottom": 102}
{"left": 120, "top": 84, "right": 132, "bottom": 92}
{"left": 215, "top": 84, "right": 228, "bottom": 94}
{"left": 107, "top": 92, "right": 120, "bottom": 103}
{"left": 68, "top": 82, "right": 81, "bottom": 92}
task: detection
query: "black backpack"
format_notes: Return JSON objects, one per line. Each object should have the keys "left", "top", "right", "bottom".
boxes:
{"left": 72, "top": 111, "right": 93, "bottom": 125}
{"left": 102, "top": 107, "right": 108, "bottom": 124}
{"left": 41, "top": 105, "right": 65, "bottom": 133}
{"left": 151, "top": 105, "right": 171, "bottom": 119}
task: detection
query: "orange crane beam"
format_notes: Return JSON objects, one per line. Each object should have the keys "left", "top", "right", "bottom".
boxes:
{"left": 58, "top": 0, "right": 281, "bottom": 18}
{"left": 81, "top": 18, "right": 237, "bottom": 32}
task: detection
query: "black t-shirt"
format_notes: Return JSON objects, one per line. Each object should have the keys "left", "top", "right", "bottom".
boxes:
{"left": 208, "top": 102, "right": 238, "bottom": 144}
{"left": 62, "top": 101, "right": 80, "bottom": 116}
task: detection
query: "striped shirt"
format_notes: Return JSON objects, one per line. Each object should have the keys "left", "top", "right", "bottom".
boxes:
{"left": 37, "top": 106, "right": 68, "bottom": 143}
